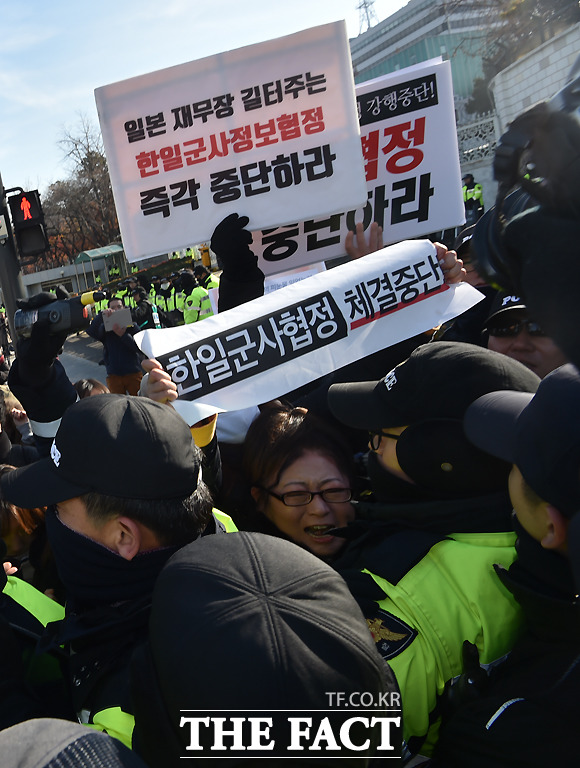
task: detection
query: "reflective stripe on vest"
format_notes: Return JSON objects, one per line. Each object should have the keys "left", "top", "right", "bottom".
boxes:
{"left": 198, "top": 292, "right": 213, "bottom": 320}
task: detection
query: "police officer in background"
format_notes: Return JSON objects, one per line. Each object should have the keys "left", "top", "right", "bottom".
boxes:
{"left": 131, "top": 288, "right": 170, "bottom": 330}
{"left": 180, "top": 270, "right": 213, "bottom": 324}
{"left": 193, "top": 264, "right": 220, "bottom": 291}
{"left": 462, "top": 173, "right": 484, "bottom": 226}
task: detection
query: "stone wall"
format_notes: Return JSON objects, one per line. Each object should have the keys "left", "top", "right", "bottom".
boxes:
{"left": 490, "top": 24, "right": 580, "bottom": 132}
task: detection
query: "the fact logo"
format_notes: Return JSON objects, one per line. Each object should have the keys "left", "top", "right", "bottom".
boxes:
{"left": 179, "top": 709, "right": 401, "bottom": 758}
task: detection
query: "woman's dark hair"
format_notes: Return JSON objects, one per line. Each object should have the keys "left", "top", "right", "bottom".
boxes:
{"left": 242, "top": 403, "right": 355, "bottom": 515}
{"left": 0, "top": 464, "right": 45, "bottom": 537}
{"left": 73, "top": 378, "right": 110, "bottom": 399}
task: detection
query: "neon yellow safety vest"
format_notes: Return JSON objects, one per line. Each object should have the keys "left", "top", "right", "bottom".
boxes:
{"left": 155, "top": 292, "right": 167, "bottom": 312}
{"left": 364, "top": 531, "right": 522, "bottom": 756}
{"left": 206, "top": 274, "right": 220, "bottom": 290}
{"left": 183, "top": 287, "right": 213, "bottom": 323}
{"left": 463, "top": 184, "right": 484, "bottom": 205}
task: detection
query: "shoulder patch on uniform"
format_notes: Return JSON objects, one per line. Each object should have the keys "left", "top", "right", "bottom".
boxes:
{"left": 366, "top": 609, "right": 417, "bottom": 660}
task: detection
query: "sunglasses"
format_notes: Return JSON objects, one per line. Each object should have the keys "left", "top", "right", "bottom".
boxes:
{"left": 486, "top": 320, "right": 545, "bottom": 338}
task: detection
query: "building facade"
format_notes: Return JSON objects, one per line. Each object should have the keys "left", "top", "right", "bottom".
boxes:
{"left": 349, "top": 0, "right": 491, "bottom": 99}
{"left": 489, "top": 23, "right": 580, "bottom": 132}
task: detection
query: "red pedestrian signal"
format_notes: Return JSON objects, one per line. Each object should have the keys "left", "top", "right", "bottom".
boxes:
{"left": 8, "top": 190, "right": 49, "bottom": 258}
{"left": 21, "top": 196, "right": 33, "bottom": 220}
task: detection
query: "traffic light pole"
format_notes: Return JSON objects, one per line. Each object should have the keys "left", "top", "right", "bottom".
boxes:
{"left": 0, "top": 172, "right": 27, "bottom": 345}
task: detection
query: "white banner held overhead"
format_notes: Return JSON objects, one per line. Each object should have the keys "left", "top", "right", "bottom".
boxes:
{"left": 136, "top": 240, "right": 483, "bottom": 423}
{"left": 95, "top": 21, "right": 367, "bottom": 263}
{"left": 253, "top": 58, "right": 465, "bottom": 276}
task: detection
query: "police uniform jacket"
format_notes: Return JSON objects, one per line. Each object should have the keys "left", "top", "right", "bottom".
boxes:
{"left": 433, "top": 527, "right": 580, "bottom": 767}
{"left": 334, "top": 490, "right": 523, "bottom": 757}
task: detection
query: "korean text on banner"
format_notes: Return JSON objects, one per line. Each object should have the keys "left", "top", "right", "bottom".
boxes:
{"left": 95, "top": 21, "right": 367, "bottom": 263}
{"left": 136, "top": 240, "right": 483, "bottom": 424}
{"left": 253, "top": 58, "right": 465, "bottom": 276}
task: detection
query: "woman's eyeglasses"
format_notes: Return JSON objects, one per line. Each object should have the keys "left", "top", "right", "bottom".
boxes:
{"left": 486, "top": 320, "right": 545, "bottom": 338}
{"left": 260, "top": 487, "right": 353, "bottom": 507}
{"left": 368, "top": 431, "right": 401, "bottom": 451}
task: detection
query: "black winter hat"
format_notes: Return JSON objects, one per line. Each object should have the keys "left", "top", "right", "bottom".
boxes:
{"left": 1, "top": 395, "right": 200, "bottom": 507}
{"left": 131, "top": 533, "right": 392, "bottom": 764}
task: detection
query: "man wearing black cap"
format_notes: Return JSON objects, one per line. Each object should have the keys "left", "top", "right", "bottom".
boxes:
{"left": 484, "top": 293, "right": 568, "bottom": 379}
{"left": 327, "top": 342, "right": 540, "bottom": 756}
{"left": 0, "top": 395, "right": 218, "bottom": 748}
{"left": 434, "top": 364, "right": 580, "bottom": 766}
{"left": 193, "top": 264, "right": 220, "bottom": 291}
{"left": 131, "top": 287, "right": 170, "bottom": 330}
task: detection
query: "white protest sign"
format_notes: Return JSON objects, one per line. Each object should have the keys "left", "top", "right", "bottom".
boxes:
{"left": 253, "top": 58, "right": 465, "bottom": 276}
{"left": 95, "top": 21, "right": 367, "bottom": 263}
{"left": 136, "top": 240, "right": 483, "bottom": 423}
{"left": 264, "top": 262, "right": 326, "bottom": 295}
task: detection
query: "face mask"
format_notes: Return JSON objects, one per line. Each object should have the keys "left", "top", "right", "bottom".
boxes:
{"left": 161, "top": 282, "right": 170, "bottom": 290}
{"left": 45, "top": 507, "right": 180, "bottom": 611}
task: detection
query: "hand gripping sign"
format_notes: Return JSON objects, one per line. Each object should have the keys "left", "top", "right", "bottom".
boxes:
{"left": 136, "top": 240, "right": 483, "bottom": 425}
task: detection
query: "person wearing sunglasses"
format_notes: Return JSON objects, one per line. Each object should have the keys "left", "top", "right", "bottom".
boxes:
{"left": 485, "top": 294, "right": 568, "bottom": 379}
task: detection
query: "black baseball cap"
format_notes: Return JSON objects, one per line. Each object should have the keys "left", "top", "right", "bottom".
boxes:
{"left": 484, "top": 293, "right": 527, "bottom": 327}
{"left": 132, "top": 287, "right": 147, "bottom": 299}
{"left": 453, "top": 224, "right": 476, "bottom": 256}
{"left": 464, "top": 364, "right": 580, "bottom": 517}
{"left": 328, "top": 342, "right": 540, "bottom": 431}
{"left": 1, "top": 395, "right": 200, "bottom": 508}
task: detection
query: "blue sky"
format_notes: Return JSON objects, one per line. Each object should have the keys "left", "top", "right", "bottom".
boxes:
{"left": 0, "top": 0, "right": 406, "bottom": 194}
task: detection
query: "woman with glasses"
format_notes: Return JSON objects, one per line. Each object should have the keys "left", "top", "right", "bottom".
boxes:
{"left": 241, "top": 402, "right": 356, "bottom": 561}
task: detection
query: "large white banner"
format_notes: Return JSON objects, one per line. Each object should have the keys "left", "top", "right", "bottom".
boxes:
{"left": 95, "top": 22, "right": 367, "bottom": 263}
{"left": 253, "top": 58, "right": 465, "bottom": 276}
{"left": 136, "top": 240, "right": 482, "bottom": 423}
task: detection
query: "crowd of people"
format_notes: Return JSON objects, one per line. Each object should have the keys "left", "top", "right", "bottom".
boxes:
{"left": 0, "top": 109, "right": 578, "bottom": 768}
